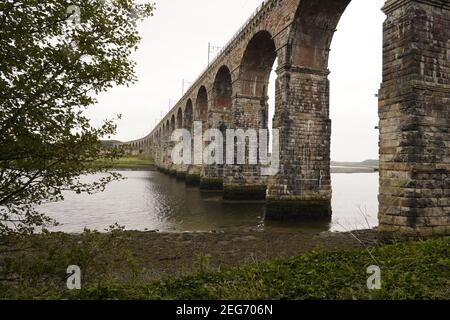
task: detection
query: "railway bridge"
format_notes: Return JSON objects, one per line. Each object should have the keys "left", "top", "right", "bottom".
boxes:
{"left": 125, "top": 0, "right": 450, "bottom": 236}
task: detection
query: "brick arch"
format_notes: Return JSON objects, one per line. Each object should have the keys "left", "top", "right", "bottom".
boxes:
{"left": 289, "top": 0, "right": 350, "bottom": 69}
{"left": 212, "top": 65, "right": 233, "bottom": 112}
{"left": 195, "top": 86, "right": 208, "bottom": 122}
{"left": 238, "top": 30, "right": 277, "bottom": 97}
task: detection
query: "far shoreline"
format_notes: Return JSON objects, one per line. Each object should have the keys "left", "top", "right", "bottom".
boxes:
{"left": 106, "top": 165, "right": 378, "bottom": 174}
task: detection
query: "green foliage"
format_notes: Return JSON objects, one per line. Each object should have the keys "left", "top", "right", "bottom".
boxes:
{"left": 70, "top": 236, "right": 449, "bottom": 300}
{"left": 0, "top": 224, "right": 143, "bottom": 299}
{"left": 1, "top": 233, "right": 448, "bottom": 300}
{"left": 193, "top": 253, "right": 212, "bottom": 275}
{"left": 94, "top": 155, "right": 155, "bottom": 169}
{"left": 0, "top": 1, "right": 154, "bottom": 236}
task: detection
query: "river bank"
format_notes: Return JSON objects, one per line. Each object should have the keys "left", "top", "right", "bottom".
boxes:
{"left": 1, "top": 227, "right": 448, "bottom": 299}
{"left": 95, "top": 155, "right": 156, "bottom": 171}
{"left": 95, "top": 155, "right": 377, "bottom": 173}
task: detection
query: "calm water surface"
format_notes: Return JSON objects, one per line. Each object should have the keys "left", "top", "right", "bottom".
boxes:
{"left": 40, "top": 171, "right": 379, "bottom": 233}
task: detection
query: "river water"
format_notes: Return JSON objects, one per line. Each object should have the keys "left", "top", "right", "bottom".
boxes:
{"left": 40, "top": 171, "right": 379, "bottom": 233}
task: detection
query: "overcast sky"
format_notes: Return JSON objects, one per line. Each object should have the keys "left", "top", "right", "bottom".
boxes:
{"left": 86, "top": 0, "right": 386, "bottom": 162}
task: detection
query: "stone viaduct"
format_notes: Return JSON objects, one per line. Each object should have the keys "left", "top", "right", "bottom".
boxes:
{"left": 125, "top": 0, "right": 450, "bottom": 236}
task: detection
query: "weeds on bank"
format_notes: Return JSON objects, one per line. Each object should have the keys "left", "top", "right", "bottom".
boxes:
{"left": 0, "top": 224, "right": 143, "bottom": 299}
{"left": 1, "top": 227, "right": 448, "bottom": 300}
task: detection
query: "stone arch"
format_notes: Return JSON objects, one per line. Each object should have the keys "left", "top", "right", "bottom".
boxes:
{"left": 170, "top": 114, "right": 176, "bottom": 133}
{"left": 222, "top": 30, "right": 279, "bottom": 200}
{"left": 195, "top": 86, "right": 208, "bottom": 122}
{"left": 176, "top": 108, "right": 183, "bottom": 129}
{"left": 184, "top": 99, "right": 193, "bottom": 131}
{"left": 266, "top": 0, "right": 360, "bottom": 219}
{"left": 239, "top": 30, "right": 277, "bottom": 98}
{"left": 212, "top": 65, "right": 233, "bottom": 112}
{"left": 165, "top": 120, "right": 170, "bottom": 136}
{"left": 290, "top": 0, "right": 350, "bottom": 69}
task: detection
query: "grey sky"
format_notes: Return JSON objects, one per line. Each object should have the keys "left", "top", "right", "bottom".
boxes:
{"left": 86, "top": 0, "right": 386, "bottom": 162}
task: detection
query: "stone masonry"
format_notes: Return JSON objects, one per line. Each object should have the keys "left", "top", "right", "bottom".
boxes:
{"left": 125, "top": 0, "right": 450, "bottom": 237}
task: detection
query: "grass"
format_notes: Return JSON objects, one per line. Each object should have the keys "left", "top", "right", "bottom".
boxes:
{"left": 94, "top": 155, "right": 154, "bottom": 169}
{"left": 1, "top": 230, "right": 448, "bottom": 300}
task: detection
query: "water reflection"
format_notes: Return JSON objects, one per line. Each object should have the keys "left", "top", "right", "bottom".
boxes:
{"left": 40, "top": 171, "right": 379, "bottom": 233}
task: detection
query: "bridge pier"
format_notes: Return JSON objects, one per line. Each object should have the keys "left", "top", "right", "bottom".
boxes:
{"left": 186, "top": 165, "right": 201, "bottom": 186}
{"left": 175, "top": 165, "right": 187, "bottom": 180}
{"left": 199, "top": 111, "right": 227, "bottom": 192}
{"left": 378, "top": 0, "right": 450, "bottom": 236}
{"left": 266, "top": 67, "right": 332, "bottom": 220}
{"left": 223, "top": 95, "right": 268, "bottom": 201}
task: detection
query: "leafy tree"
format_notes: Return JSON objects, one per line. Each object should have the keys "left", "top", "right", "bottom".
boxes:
{"left": 0, "top": 0, "right": 154, "bottom": 236}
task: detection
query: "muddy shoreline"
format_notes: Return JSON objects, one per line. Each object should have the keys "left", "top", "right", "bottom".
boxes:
{"left": 112, "top": 228, "right": 379, "bottom": 280}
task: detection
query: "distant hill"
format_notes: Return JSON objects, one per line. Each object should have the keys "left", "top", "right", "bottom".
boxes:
{"left": 331, "top": 159, "right": 379, "bottom": 168}
{"left": 361, "top": 159, "right": 379, "bottom": 166}
{"left": 330, "top": 159, "right": 379, "bottom": 173}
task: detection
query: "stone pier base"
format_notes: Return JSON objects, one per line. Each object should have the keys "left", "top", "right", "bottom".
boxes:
{"left": 200, "top": 178, "right": 223, "bottom": 192}
{"left": 223, "top": 184, "right": 267, "bottom": 201}
{"left": 265, "top": 196, "right": 332, "bottom": 220}
{"left": 186, "top": 166, "right": 201, "bottom": 186}
{"left": 176, "top": 171, "right": 186, "bottom": 181}
{"left": 186, "top": 174, "right": 200, "bottom": 186}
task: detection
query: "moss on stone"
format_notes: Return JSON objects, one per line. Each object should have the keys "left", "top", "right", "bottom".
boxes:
{"left": 176, "top": 172, "right": 186, "bottom": 181}
{"left": 185, "top": 174, "right": 201, "bottom": 186}
{"left": 200, "top": 178, "right": 223, "bottom": 191}
{"left": 266, "top": 198, "right": 332, "bottom": 220}
{"left": 157, "top": 167, "right": 169, "bottom": 175}
{"left": 168, "top": 169, "right": 177, "bottom": 177}
{"left": 223, "top": 184, "right": 267, "bottom": 201}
